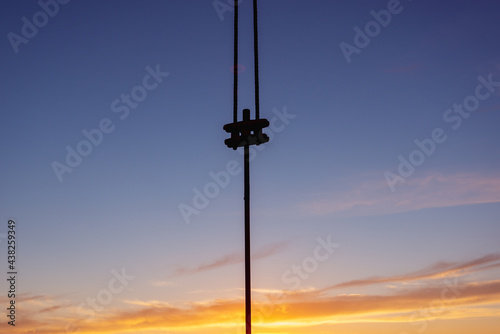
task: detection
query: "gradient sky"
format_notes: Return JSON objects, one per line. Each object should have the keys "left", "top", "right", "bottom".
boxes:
{"left": 1, "top": 0, "right": 500, "bottom": 333}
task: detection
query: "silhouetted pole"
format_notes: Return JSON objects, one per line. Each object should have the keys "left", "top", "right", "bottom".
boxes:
{"left": 243, "top": 111, "right": 251, "bottom": 334}
{"left": 224, "top": 1, "right": 267, "bottom": 332}
{"left": 223, "top": 109, "right": 269, "bottom": 334}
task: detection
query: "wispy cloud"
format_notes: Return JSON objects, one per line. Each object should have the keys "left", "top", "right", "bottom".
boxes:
{"left": 478, "top": 103, "right": 500, "bottom": 113}
{"left": 173, "top": 252, "right": 242, "bottom": 276}
{"left": 122, "top": 299, "right": 173, "bottom": 307}
{"left": 12, "top": 280, "right": 499, "bottom": 333}
{"left": 261, "top": 279, "right": 500, "bottom": 325}
{"left": 150, "top": 280, "right": 176, "bottom": 287}
{"left": 38, "top": 304, "right": 67, "bottom": 313}
{"left": 172, "top": 241, "right": 290, "bottom": 276}
{"left": 3, "top": 254, "right": 499, "bottom": 334}
{"left": 304, "top": 172, "right": 500, "bottom": 217}
{"left": 323, "top": 253, "right": 500, "bottom": 291}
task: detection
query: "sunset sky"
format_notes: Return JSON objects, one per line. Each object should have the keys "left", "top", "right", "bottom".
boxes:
{"left": 1, "top": 0, "right": 500, "bottom": 333}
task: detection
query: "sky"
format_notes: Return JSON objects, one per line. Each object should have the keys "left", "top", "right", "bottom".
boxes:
{"left": 1, "top": 0, "right": 500, "bottom": 333}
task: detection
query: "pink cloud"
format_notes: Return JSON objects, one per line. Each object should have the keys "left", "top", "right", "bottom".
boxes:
{"left": 172, "top": 241, "right": 290, "bottom": 276}
{"left": 323, "top": 253, "right": 500, "bottom": 290}
{"left": 304, "top": 172, "right": 500, "bottom": 217}
{"left": 477, "top": 103, "right": 500, "bottom": 113}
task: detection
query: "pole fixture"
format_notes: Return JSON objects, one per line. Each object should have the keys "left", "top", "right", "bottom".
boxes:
{"left": 223, "top": 1, "right": 268, "bottom": 333}
{"left": 223, "top": 110, "right": 269, "bottom": 149}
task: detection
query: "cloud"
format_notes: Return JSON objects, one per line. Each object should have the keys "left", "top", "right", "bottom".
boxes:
{"left": 252, "top": 241, "right": 291, "bottom": 260}
{"left": 122, "top": 300, "right": 173, "bottom": 307}
{"left": 172, "top": 241, "right": 290, "bottom": 276}
{"left": 150, "top": 280, "right": 176, "bottom": 287}
{"left": 3, "top": 254, "right": 500, "bottom": 334}
{"left": 261, "top": 279, "right": 500, "bottom": 325}
{"left": 38, "top": 304, "right": 67, "bottom": 313}
{"left": 323, "top": 253, "right": 500, "bottom": 291}
{"left": 304, "top": 172, "right": 500, "bottom": 217}
{"left": 0, "top": 294, "right": 73, "bottom": 333}
{"left": 478, "top": 103, "right": 500, "bottom": 113}
{"left": 14, "top": 280, "right": 498, "bottom": 334}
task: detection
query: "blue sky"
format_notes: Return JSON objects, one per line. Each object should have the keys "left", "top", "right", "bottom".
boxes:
{"left": 1, "top": 1, "right": 500, "bottom": 333}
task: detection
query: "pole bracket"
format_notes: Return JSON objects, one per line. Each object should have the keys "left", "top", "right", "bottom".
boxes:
{"left": 223, "top": 109, "right": 269, "bottom": 150}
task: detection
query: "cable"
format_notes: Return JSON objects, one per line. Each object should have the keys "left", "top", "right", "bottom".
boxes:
{"left": 233, "top": 0, "right": 260, "bottom": 122}
{"left": 233, "top": 0, "right": 238, "bottom": 123}
{"left": 253, "top": 0, "right": 260, "bottom": 119}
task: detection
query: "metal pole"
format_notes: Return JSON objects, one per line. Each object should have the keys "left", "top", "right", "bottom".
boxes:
{"left": 244, "top": 143, "right": 251, "bottom": 333}
{"left": 244, "top": 139, "right": 251, "bottom": 334}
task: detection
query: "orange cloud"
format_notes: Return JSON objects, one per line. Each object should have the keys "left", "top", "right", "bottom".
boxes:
{"left": 8, "top": 280, "right": 498, "bottom": 334}
{"left": 5, "top": 254, "right": 500, "bottom": 334}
